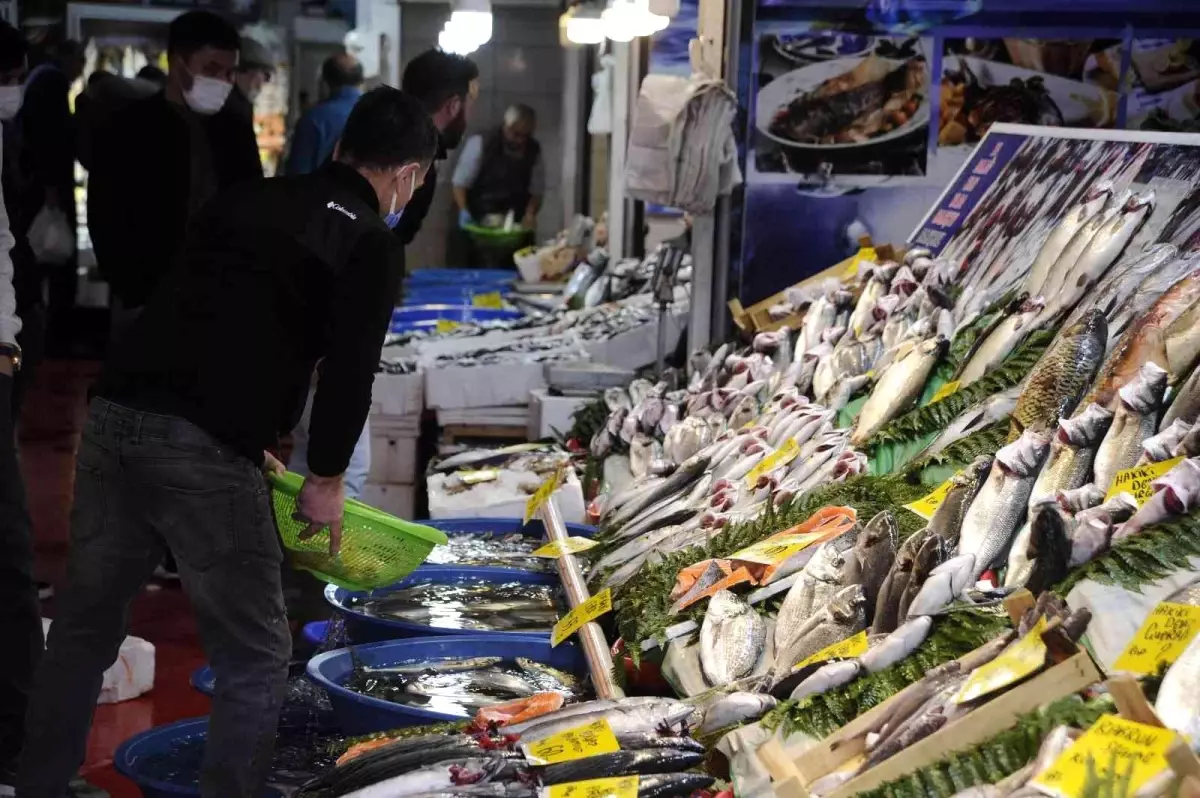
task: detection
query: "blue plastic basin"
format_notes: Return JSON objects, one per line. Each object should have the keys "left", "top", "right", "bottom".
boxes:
{"left": 114, "top": 718, "right": 283, "bottom": 797}
{"left": 307, "top": 635, "right": 584, "bottom": 734}
{"left": 389, "top": 304, "right": 522, "bottom": 333}
{"left": 418, "top": 517, "right": 597, "bottom": 578}
{"left": 406, "top": 268, "right": 516, "bottom": 285}
{"left": 324, "top": 566, "right": 562, "bottom": 644}
{"left": 304, "top": 620, "right": 330, "bottom": 646}
{"left": 190, "top": 666, "right": 215, "bottom": 697}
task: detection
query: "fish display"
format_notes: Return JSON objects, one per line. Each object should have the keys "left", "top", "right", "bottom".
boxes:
{"left": 424, "top": 532, "right": 560, "bottom": 572}
{"left": 1008, "top": 310, "right": 1107, "bottom": 440}
{"left": 349, "top": 581, "right": 560, "bottom": 633}
{"left": 1156, "top": 632, "right": 1200, "bottom": 752}
{"left": 1092, "top": 362, "right": 1169, "bottom": 490}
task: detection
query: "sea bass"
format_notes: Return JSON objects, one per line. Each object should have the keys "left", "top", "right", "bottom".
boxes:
{"left": 1025, "top": 180, "right": 1115, "bottom": 299}
{"left": 851, "top": 336, "right": 947, "bottom": 447}
{"left": 1009, "top": 310, "right": 1107, "bottom": 441}
{"left": 956, "top": 295, "right": 1045, "bottom": 388}
{"left": 1093, "top": 362, "right": 1169, "bottom": 491}
{"left": 1037, "top": 189, "right": 1131, "bottom": 304}
{"left": 958, "top": 430, "right": 1050, "bottom": 581}
{"left": 919, "top": 387, "right": 1020, "bottom": 461}
{"left": 1165, "top": 294, "right": 1200, "bottom": 385}
{"left": 700, "top": 590, "right": 766, "bottom": 687}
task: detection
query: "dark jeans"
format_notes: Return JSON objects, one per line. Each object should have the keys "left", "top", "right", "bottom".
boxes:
{"left": 0, "top": 372, "right": 40, "bottom": 778}
{"left": 17, "top": 399, "right": 291, "bottom": 798}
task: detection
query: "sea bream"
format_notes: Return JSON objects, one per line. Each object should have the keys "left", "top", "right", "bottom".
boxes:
{"left": 1009, "top": 310, "right": 1108, "bottom": 441}
{"left": 1093, "top": 362, "right": 1169, "bottom": 491}
{"left": 700, "top": 590, "right": 766, "bottom": 687}
{"left": 958, "top": 429, "right": 1050, "bottom": 581}
{"left": 1025, "top": 180, "right": 1115, "bottom": 299}
{"left": 771, "top": 584, "right": 867, "bottom": 685}
{"left": 851, "top": 336, "right": 947, "bottom": 447}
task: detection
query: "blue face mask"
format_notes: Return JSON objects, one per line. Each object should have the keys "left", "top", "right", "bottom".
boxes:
{"left": 384, "top": 170, "right": 414, "bottom": 229}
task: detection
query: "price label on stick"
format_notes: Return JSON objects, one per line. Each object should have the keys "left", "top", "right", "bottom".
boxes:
{"left": 545, "top": 775, "right": 639, "bottom": 798}
{"left": 744, "top": 438, "right": 801, "bottom": 488}
{"left": 525, "top": 468, "right": 564, "bottom": 523}
{"left": 954, "top": 617, "right": 1047, "bottom": 704}
{"left": 1114, "top": 601, "right": 1200, "bottom": 675}
{"left": 1030, "top": 716, "right": 1175, "bottom": 798}
{"left": 794, "top": 630, "right": 869, "bottom": 671}
{"left": 551, "top": 588, "right": 612, "bottom": 647}
{"left": 1105, "top": 457, "right": 1184, "bottom": 506}
{"left": 929, "top": 380, "right": 962, "bottom": 405}
{"left": 522, "top": 718, "right": 620, "bottom": 765}
{"left": 534, "top": 537, "right": 599, "bottom": 558}
{"left": 435, "top": 319, "right": 460, "bottom": 334}
{"left": 904, "top": 476, "right": 957, "bottom": 520}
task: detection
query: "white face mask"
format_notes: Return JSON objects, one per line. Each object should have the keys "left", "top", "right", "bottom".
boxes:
{"left": 0, "top": 86, "right": 23, "bottom": 121}
{"left": 184, "top": 74, "right": 233, "bottom": 115}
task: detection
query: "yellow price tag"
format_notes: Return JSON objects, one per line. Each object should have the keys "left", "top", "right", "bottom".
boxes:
{"left": 929, "top": 380, "right": 962, "bottom": 405}
{"left": 522, "top": 718, "right": 620, "bottom": 765}
{"left": 904, "top": 476, "right": 957, "bottom": 521}
{"left": 1030, "top": 716, "right": 1176, "bottom": 798}
{"left": 472, "top": 291, "right": 505, "bottom": 309}
{"left": 1113, "top": 601, "right": 1200, "bottom": 675}
{"left": 730, "top": 531, "right": 828, "bottom": 566}
{"left": 534, "top": 537, "right": 600, "bottom": 558}
{"left": 1105, "top": 456, "right": 1184, "bottom": 506}
{"left": 435, "top": 319, "right": 460, "bottom": 334}
{"left": 552, "top": 588, "right": 612, "bottom": 647}
{"left": 525, "top": 468, "right": 564, "bottom": 523}
{"left": 954, "top": 617, "right": 1047, "bottom": 704}
{"left": 794, "top": 630, "right": 869, "bottom": 671}
{"left": 843, "top": 247, "right": 878, "bottom": 280}
{"left": 745, "top": 438, "right": 801, "bottom": 488}
{"left": 548, "top": 775, "right": 639, "bottom": 798}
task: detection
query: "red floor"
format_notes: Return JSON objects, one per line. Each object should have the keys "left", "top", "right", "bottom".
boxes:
{"left": 24, "top": 361, "right": 210, "bottom": 797}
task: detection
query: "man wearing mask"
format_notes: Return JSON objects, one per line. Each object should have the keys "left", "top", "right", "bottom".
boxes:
{"left": 18, "top": 87, "right": 438, "bottom": 798}
{"left": 285, "top": 52, "right": 363, "bottom": 176}
{"left": 286, "top": 49, "right": 478, "bottom": 501}
{"left": 88, "top": 9, "right": 262, "bottom": 342}
{"left": 0, "top": 22, "right": 41, "bottom": 797}
{"left": 452, "top": 103, "right": 543, "bottom": 262}
{"left": 228, "top": 36, "right": 275, "bottom": 126}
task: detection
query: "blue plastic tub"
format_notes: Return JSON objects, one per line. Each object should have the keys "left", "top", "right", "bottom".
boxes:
{"left": 307, "top": 635, "right": 585, "bottom": 734}
{"left": 114, "top": 718, "right": 283, "bottom": 797}
{"left": 190, "top": 666, "right": 215, "bottom": 697}
{"left": 389, "top": 305, "right": 522, "bottom": 333}
{"left": 303, "top": 620, "right": 330, "bottom": 647}
{"left": 406, "top": 268, "right": 516, "bottom": 285}
{"left": 325, "top": 566, "right": 562, "bottom": 644}
{"left": 418, "top": 517, "right": 598, "bottom": 578}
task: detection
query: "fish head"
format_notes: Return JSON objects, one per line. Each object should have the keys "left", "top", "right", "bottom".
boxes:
{"left": 1123, "top": 190, "right": 1156, "bottom": 218}
{"left": 961, "top": 456, "right": 995, "bottom": 492}
{"left": 1056, "top": 403, "right": 1114, "bottom": 448}
{"left": 995, "top": 429, "right": 1051, "bottom": 476}
{"left": 1116, "top": 361, "right": 1169, "bottom": 414}
{"left": 1081, "top": 179, "right": 1115, "bottom": 209}
{"left": 707, "top": 589, "right": 750, "bottom": 621}
{"left": 862, "top": 511, "right": 899, "bottom": 549}
{"left": 828, "top": 584, "right": 867, "bottom": 622}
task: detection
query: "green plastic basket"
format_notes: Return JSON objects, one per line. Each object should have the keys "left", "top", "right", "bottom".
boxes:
{"left": 268, "top": 472, "right": 447, "bottom": 592}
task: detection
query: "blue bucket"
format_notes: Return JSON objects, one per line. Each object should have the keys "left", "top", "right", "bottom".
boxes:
{"left": 324, "top": 566, "right": 561, "bottom": 644}
{"left": 419, "top": 517, "right": 597, "bottom": 578}
{"left": 389, "top": 305, "right": 522, "bottom": 334}
{"left": 114, "top": 718, "right": 284, "bottom": 797}
{"left": 307, "top": 635, "right": 585, "bottom": 735}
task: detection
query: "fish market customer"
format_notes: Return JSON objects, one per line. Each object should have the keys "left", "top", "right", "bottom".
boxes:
{"left": 17, "top": 87, "right": 439, "bottom": 798}
{"left": 0, "top": 21, "right": 41, "bottom": 797}
{"left": 285, "top": 52, "right": 363, "bottom": 176}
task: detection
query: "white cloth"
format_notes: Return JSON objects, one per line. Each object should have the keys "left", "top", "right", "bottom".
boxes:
{"left": 624, "top": 74, "right": 741, "bottom": 214}
{"left": 0, "top": 123, "right": 21, "bottom": 344}
{"left": 588, "top": 55, "right": 614, "bottom": 135}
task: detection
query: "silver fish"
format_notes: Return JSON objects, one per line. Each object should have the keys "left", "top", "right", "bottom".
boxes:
{"left": 956, "top": 296, "right": 1044, "bottom": 387}
{"left": 920, "top": 386, "right": 1021, "bottom": 460}
{"left": 1037, "top": 189, "right": 1131, "bottom": 305}
{"left": 772, "top": 584, "right": 867, "bottom": 685}
{"left": 1139, "top": 419, "right": 1192, "bottom": 465}
{"left": 928, "top": 456, "right": 993, "bottom": 550}
{"left": 1165, "top": 363, "right": 1200, "bottom": 427}
{"left": 1064, "top": 242, "right": 1180, "bottom": 337}
{"left": 801, "top": 293, "right": 838, "bottom": 354}
{"left": 361, "top": 656, "right": 502, "bottom": 676}
{"left": 905, "top": 556, "right": 976, "bottom": 618}
{"left": 700, "top": 590, "right": 766, "bottom": 687}
{"left": 789, "top": 660, "right": 863, "bottom": 702}
{"left": 851, "top": 337, "right": 947, "bottom": 447}
{"left": 849, "top": 272, "right": 890, "bottom": 341}
{"left": 860, "top": 615, "right": 933, "bottom": 673}
{"left": 697, "top": 692, "right": 777, "bottom": 735}
{"left": 1106, "top": 252, "right": 1200, "bottom": 346}
{"left": 1093, "top": 362, "right": 1169, "bottom": 491}
{"left": 1155, "top": 633, "right": 1200, "bottom": 751}
{"left": 773, "top": 537, "right": 854, "bottom": 653}
{"left": 958, "top": 430, "right": 1050, "bottom": 580}
{"left": 1165, "top": 295, "right": 1200, "bottom": 385}
{"left": 1026, "top": 180, "right": 1115, "bottom": 299}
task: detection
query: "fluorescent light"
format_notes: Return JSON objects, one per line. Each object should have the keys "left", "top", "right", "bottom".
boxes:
{"left": 600, "top": 0, "right": 668, "bottom": 42}
{"left": 563, "top": 7, "right": 605, "bottom": 44}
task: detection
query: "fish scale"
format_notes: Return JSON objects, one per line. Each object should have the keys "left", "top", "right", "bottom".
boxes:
{"left": 1008, "top": 309, "right": 1107, "bottom": 441}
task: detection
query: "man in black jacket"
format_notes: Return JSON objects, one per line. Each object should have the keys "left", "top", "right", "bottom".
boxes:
{"left": 87, "top": 10, "right": 262, "bottom": 341}
{"left": 17, "top": 87, "right": 438, "bottom": 798}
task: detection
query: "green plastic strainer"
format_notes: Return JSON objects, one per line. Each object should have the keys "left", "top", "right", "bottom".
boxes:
{"left": 268, "top": 472, "right": 447, "bottom": 592}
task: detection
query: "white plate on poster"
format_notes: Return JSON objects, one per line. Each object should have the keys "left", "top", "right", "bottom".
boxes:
{"left": 943, "top": 55, "right": 1117, "bottom": 129}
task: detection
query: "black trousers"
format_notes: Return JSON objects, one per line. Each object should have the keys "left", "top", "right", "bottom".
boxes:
{"left": 0, "top": 371, "right": 41, "bottom": 778}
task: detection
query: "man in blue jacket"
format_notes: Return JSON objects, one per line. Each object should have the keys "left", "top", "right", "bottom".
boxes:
{"left": 285, "top": 52, "right": 363, "bottom": 176}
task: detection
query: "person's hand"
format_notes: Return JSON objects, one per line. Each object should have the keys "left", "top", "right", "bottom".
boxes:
{"left": 295, "top": 474, "right": 345, "bottom": 556}
{"left": 457, "top": 208, "right": 473, "bottom": 228}
{"left": 261, "top": 451, "right": 286, "bottom": 478}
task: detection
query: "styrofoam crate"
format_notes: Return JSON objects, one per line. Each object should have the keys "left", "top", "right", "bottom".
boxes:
{"left": 529, "top": 390, "right": 595, "bottom": 440}
{"left": 371, "top": 371, "right": 423, "bottom": 418}
{"left": 368, "top": 429, "right": 418, "bottom": 485}
{"left": 360, "top": 482, "right": 416, "bottom": 520}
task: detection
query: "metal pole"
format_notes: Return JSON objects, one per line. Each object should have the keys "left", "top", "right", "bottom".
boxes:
{"left": 539, "top": 497, "right": 624, "bottom": 700}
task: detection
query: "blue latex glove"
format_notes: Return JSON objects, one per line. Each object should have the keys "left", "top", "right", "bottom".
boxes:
{"left": 458, "top": 209, "right": 473, "bottom": 228}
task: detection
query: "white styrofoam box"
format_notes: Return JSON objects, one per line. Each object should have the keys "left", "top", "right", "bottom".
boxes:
{"left": 583, "top": 306, "right": 689, "bottom": 370}
{"left": 425, "top": 360, "right": 549, "bottom": 411}
{"left": 428, "top": 470, "right": 586, "bottom": 524}
{"left": 42, "top": 619, "right": 156, "bottom": 704}
{"left": 529, "top": 390, "right": 596, "bottom": 440}
{"left": 438, "top": 406, "right": 530, "bottom": 427}
{"left": 368, "top": 427, "right": 418, "bottom": 485}
{"left": 371, "top": 370, "right": 424, "bottom": 418}
{"left": 361, "top": 482, "right": 417, "bottom": 520}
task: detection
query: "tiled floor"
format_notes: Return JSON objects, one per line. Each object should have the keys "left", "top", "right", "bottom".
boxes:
{"left": 24, "top": 361, "right": 210, "bottom": 797}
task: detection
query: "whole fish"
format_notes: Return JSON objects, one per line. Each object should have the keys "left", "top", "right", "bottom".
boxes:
{"left": 852, "top": 511, "right": 899, "bottom": 623}
{"left": 338, "top": 756, "right": 519, "bottom": 798}
{"left": 1105, "top": 252, "right": 1200, "bottom": 345}
{"left": 1037, "top": 189, "right": 1130, "bottom": 304}
{"left": 772, "top": 584, "right": 867, "bottom": 685}
{"left": 1009, "top": 310, "right": 1107, "bottom": 440}
{"left": 700, "top": 590, "right": 766, "bottom": 687}
{"left": 801, "top": 293, "right": 838, "bottom": 354}
{"left": 605, "top": 452, "right": 711, "bottom": 529}
{"left": 956, "top": 295, "right": 1045, "bottom": 387}
{"left": 787, "top": 659, "right": 863, "bottom": 702}
{"left": 861, "top": 615, "right": 933, "bottom": 673}
{"left": 1167, "top": 295, "right": 1200, "bottom": 387}
{"left": 697, "top": 692, "right": 777, "bottom": 735}
{"left": 1155, "top": 632, "right": 1200, "bottom": 752}
{"left": 871, "top": 528, "right": 930, "bottom": 636}
{"left": 1026, "top": 180, "right": 1115, "bottom": 299}
{"left": 958, "top": 430, "right": 1050, "bottom": 580}
{"left": 905, "top": 554, "right": 976, "bottom": 617}
{"left": 1093, "top": 362, "right": 1169, "bottom": 490}
{"left": 851, "top": 336, "right": 948, "bottom": 446}
{"left": 1115, "top": 457, "right": 1200, "bottom": 539}
{"left": 1023, "top": 498, "right": 1074, "bottom": 594}
{"left": 1048, "top": 191, "right": 1155, "bottom": 319}
{"left": 1165, "top": 363, "right": 1200, "bottom": 427}
{"left": 897, "top": 535, "right": 948, "bottom": 619}
{"left": 920, "top": 386, "right": 1021, "bottom": 460}
{"left": 1064, "top": 243, "right": 1180, "bottom": 336}
{"left": 512, "top": 699, "right": 696, "bottom": 743}
{"left": 848, "top": 271, "right": 892, "bottom": 341}
{"left": 1139, "top": 419, "right": 1192, "bottom": 465}
{"left": 927, "top": 456, "right": 993, "bottom": 550}
{"left": 540, "top": 748, "right": 705, "bottom": 785}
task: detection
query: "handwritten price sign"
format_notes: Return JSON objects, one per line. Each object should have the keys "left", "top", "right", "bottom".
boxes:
{"left": 523, "top": 718, "right": 619, "bottom": 765}
{"left": 1031, "top": 716, "right": 1175, "bottom": 798}
{"left": 1114, "top": 601, "right": 1200, "bottom": 675}
{"left": 1105, "top": 457, "right": 1184, "bottom": 506}
{"left": 551, "top": 588, "right": 612, "bottom": 647}
{"left": 546, "top": 775, "right": 639, "bottom": 798}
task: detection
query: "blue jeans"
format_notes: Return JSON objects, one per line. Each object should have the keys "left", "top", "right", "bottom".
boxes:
{"left": 17, "top": 399, "right": 291, "bottom": 798}
{"left": 287, "top": 388, "right": 370, "bottom": 500}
